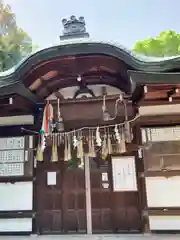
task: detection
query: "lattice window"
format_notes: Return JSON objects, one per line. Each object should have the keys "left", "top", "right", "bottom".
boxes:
{"left": 0, "top": 150, "right": 25, "bottom": 176}
{"left": 141, "top": 127, "right": 180, "bottom": 171}
{"left": 141, "top": 127, "right": 180, "bottom": 143}
{"left": 0, "top": 136, "right": 33, "bottom": 177}
{"left": 0, "top": 137, "right": 24, "bottom": 150}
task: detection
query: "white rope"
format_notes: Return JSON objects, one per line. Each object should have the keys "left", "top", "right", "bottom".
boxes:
{"left": 22, "top": 114, "right": 140, "bottom": 136}
{"left": 64, "top": 114, "right": 140, "bottom": 135}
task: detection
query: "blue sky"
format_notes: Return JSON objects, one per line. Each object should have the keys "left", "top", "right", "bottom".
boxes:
{"left": 5, "top": 0, "right": 180, "bottom": 49}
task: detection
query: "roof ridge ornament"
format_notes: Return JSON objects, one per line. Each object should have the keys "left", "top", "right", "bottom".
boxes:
{"left": 60, "top": 15, "right": 90, "bottom": 40}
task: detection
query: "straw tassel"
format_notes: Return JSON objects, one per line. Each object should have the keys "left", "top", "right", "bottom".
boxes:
{"left": 36, "top": 144, "right": 43, "bottom": 162}
{"left": 36, "top": 136, "right": 43, "bottom": 162}
{"left": 107, "top": 132, "right": 112, "bottom": 155}
{"left": 115, "top": 140, "right": 121, "bottom": 154}
{"left": 120, "top": 127, "right": 126, "bottom": 153}
{"left": 77, "top": 137, "right": 84, "bottom": 168}
{"left": 88, "top": 133, "right": 96, "bottom": 158}
{"left": 88, "top": 135, "right": 92, "bottom": 157}
{"left": 102, "top": 134, "right": 108, "bottom": 160}
{"left": 77, "top": 138, "right": 83, "bottom": 159}
{"left": 91, "top": 136, "right": 96, "bottom": 158}
{"left": 64, "top": 134, "right": 68, "bottom": 161}
{"left": 114, "top": 125, "right": 121, "bottom": 153}
{"left": 51, "top": 134, "right": 58, "bottom": 162}
{"left": 96, "top": 127, "right": 102, "bottom": 147}
{"left": 67, "top": 135, "right": 72, "bottom": 160}
{"left": 73, "top": 133, "right": 78, "bottom": 149}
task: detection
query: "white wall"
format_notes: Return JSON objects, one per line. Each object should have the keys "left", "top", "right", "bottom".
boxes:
{"left": 0, "top": 218, "right": 32, "bottom": 232}
{"left": 149, "top": 216, "right": 180, "bottom": 230}
{"left": 0, "top": 182, "right": 33, "bottom": 211}
{"left": 0, "top": 181, "right": 33, "bottom": 233}
{"left": 146, "top": 176, "right": 180, "bottom": 207}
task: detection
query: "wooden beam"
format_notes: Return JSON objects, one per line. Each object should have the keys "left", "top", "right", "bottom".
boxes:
{"left": 84, "top": 154, "right": 92, "bottom": 234}
{"left": 24, "top": 55, "right": 123, "bottom": 87}
{"left": 36, "top": 74, "right": 122, "bottom": 98}
{"left": 129, "top": 70, "right": 180, "bottom": 84}
{"left": 137, "top": 114, "right": 180, "bottom": 126}
{"left": 144, "top": 89, "right": 180, "bottom": 100}
{"left": 50, "top": 97, "right": 135, "bottom": 122}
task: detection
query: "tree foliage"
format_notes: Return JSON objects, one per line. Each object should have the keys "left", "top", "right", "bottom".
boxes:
{"left": 0, "top": 1, "right": 16, "bottom": 35}
{"left": 133, "top": 30, "right": 180, "bottom": 57}
{"left": 0, "top": 1, "right": 37, "bottom": 71}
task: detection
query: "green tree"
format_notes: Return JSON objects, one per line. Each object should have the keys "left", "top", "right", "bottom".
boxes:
{"left": 0, "top": 0, "right": 16, "bottom": 35}
{"left": 133, "top": 30, "right": 180, "bottom": 57}
{"left": 0, "top": 1, "right": 38, "bottom": 71}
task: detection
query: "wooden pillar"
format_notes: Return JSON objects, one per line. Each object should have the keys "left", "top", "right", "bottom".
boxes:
{"left": 134, "top": 125, "right": 150, "bottom": 233}
{"left": 84, "top": 153, "right": 92, "bottom": 234}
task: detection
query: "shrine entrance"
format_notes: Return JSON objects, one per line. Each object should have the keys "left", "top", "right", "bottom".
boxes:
{"left": 35, "top": 144, "right": 141, "bottom": 234}
{"left": 27, "top": 15, "right": 142, "bottom": 234}
{"left": 35, "top": 147, "right": 86, "bottom": 234}
{"left": 90, "top": 157, "right": 141, "bottom": 233}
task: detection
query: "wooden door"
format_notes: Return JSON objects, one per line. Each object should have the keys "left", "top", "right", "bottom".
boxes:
{"left": 62, "top": 168, "right": 86, "bottom": 233}
{"left": 90, "top": 157, "right": 141, "bottom": 233}
{"left": 35, "top": 147, "right": 86, "bottom": 234}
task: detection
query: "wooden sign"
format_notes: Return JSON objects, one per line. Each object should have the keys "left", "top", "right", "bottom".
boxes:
{"left": 112, "top": 156, "right": 137, "bottom": 192}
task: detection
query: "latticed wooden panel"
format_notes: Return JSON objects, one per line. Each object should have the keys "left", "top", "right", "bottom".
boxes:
{"left": 0, "top": 162, "right": 24, "bottom": 176}
{"left": 0, "top": 137, "right": 25, "bottom": 150}
{"left": 141, "top": 127, "right": 180, "bottom": 171}
{"left": 0, "top": 136, "right": 33, "bottom": 177}
{"left": 141, "top": 127, "right": 180, "bottom": 143}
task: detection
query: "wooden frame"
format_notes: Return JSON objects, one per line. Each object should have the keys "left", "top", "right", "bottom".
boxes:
{"left": 0, "top": 135, "right": 35, "bottom": 235}
{"left": 111, "top": 156, "right": 137, "bottom": 192}
{"left": 141, "top": 124, "right": 180, "bottom": 232}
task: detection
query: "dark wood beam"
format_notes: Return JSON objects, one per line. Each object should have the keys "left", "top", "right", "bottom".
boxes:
{"left": 16, "top": 83, "right": 41, "bottom": 103}
{"left": 0, "top": 82, "right": 40, "bottom": 103}
{"left": 24, "top": 55, "right": 125, "bottom": 87}
{"left": 50, "top": 97, "right": 135, "bottom": 122}
{"left": 137, "top": 114, "right": 180, "bottom": 126}
{"left": 36, "top": 75, "right": 129, "bottom": 99}
{"left": 129, "top": 70, "right": 180, "bottom": 84}
{"left": 32, "top": 72, "right": 119, "bottom": 93}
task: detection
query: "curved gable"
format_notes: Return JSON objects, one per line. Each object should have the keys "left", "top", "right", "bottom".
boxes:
{"left": 0, "top": 40, "right": 180, "bottom": 102}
